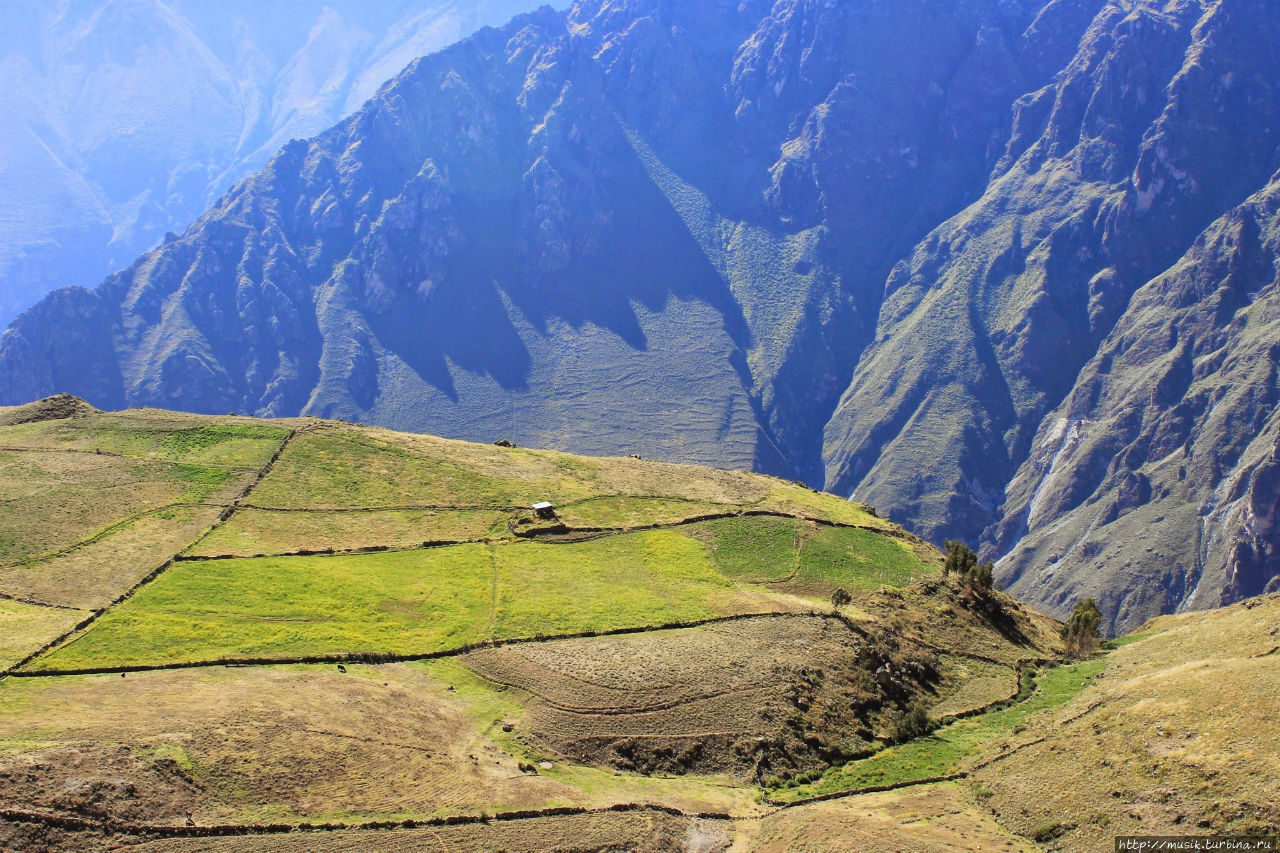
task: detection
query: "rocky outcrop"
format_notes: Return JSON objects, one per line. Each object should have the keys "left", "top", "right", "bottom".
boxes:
{"left": 0, "top": 393, "right": 99, "bottom": 426}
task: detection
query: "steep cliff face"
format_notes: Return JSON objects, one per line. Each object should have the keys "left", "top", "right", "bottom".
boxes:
{"left": 993, "top": 177, "right": 1280, "bottom": 634}
{"left": 823, "top": 0, "right": 1280, "bottom": 551}
{"left": 3, "top": 0, "right": 1280, "bottom": 629}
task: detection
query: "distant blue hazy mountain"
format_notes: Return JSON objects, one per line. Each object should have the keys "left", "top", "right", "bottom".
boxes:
{"left": 4, "top": 0, "right": 1280, "bottom": 634}
{"left": 0, "top": 0, "right": 551, "bottom": 326}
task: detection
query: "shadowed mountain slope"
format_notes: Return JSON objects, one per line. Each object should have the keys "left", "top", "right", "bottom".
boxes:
{"left": 0, "top": 0, "right": 1094, "bottom": 478}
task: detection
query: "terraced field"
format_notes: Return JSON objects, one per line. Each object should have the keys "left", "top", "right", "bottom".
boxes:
{"left": 1, "top": 398, "right": 1271, "bottom": 851}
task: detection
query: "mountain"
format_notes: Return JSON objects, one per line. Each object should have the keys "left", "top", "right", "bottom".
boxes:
{"left": 822, "top": 0, "right": 1280, "bottom": 632}
{"left": 3, "top": 0, "right": 1279, "bottom": 632}
{"left": 0, "top": 0, "right": 552, "bottom": 327}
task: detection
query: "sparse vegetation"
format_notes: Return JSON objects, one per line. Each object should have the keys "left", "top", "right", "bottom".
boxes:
{"left": 1033, "top": 821, "right": 1067, "bottom": 842}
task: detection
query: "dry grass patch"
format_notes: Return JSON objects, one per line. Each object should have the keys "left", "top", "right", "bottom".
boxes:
{"left": 971, "top": 595, "right": 1280, "bottom": 848}
{"left": 929, "top": 654, "right": 1017, "bottom": 719}
{"left": 249, "top": 425, "right": 772, "bottom": 511}
{"left": 0, "top": 664, "right": 587, "bottom": 826}
{"left": 0, "top": 600, "right": 90, "bottom": 670}
{"left": 742, "top": 782, "right": 1037, "bottom": 852}
{"left": 189, "top": 508, "right": 509, "bottom": 557}
{"left": 246, "top": 425, "right": 892, "bottom": 534}
{"left": 553, "top": 496, "right": 737, "bottom": 529}
{"left": 759, "top": 481, "right": 892, "bottom": 530}
{"left": 0, "top": 410, "right": 291, "bottom": 469}
{"left": 0, "top": 450, "right": 241, "bottom": 567}
{"left": 0, "top": 505, "right": 225, "bottom": 609}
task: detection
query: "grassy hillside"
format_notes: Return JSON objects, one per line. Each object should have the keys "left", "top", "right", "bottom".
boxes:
{"left": 0, "top": 399, "right": 1269, "bottom": 851}
{"left": 969, "top": 594, "right": 1280, "bottom": 846}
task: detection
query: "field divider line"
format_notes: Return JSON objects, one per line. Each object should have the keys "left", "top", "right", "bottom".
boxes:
{"left": 762, "top": 772, "right": 970, "bottom": 808}
{"left": 0, "top": 589, "right": 84, "bottom": 611}
{"left": 962, "top": 697, "right": 1106, "bottom": 775}
{"left": 9, "top": 610, "right": 851, "bottom": 679}
{"left": 175, "top": 508, "right": 908, "bottom": 563}
{"left": 0, "top": 801, "right": 738, "bottom": 840}
{"left": 3, "top": 429, "right": 303, "bottom": 677}
{"left": 235, "top": 503, "right": 523, "bottom": 514}
{"left": 0, "top": 501, "right": 235, "bottom": 571}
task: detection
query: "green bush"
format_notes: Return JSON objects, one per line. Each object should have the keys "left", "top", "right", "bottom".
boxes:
{"left": 1033, "top": 821, "right": 1067, "bottom": 842}
{"left": 891, "top": 697, "right": 937, "bottom": 744}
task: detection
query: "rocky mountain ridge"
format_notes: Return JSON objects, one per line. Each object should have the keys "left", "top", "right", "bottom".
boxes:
{"left": 2, "top": 0, "right": 1278, "bottom": 632}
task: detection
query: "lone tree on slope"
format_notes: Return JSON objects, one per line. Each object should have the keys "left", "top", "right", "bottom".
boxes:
{"left": 943, "top": 540, "right": 995, "bottom": 597}
{"left": 1062, "top": 598, "right": 1102, "bottom": 658}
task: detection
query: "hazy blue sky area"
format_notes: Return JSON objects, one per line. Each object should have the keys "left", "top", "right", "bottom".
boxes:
{"left": 0, "top": 0, "right": 554, "bottom": 326}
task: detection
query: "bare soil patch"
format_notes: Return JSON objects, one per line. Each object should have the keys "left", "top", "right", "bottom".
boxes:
{"left": 0, "top": 665, "right": 582, "bottom": 827}
{"left": 463, "top": 615, "right": 941, "bottom": 782}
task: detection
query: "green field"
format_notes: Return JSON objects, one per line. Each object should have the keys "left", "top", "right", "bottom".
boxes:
{"left": 0, "top": 415, "right": 289, "bottom": 469}
{"left": 34, "top": 546, "right": 494, "bottom": 669}
{"left": 769, "top": 658, "right": 1108, "bottom": 801}
{"left": 33, "top": 530, "right": 748, "bottom": 670}
{"left": 30, "top": 519, "right": 933, "bottom": 671}
{"left": 795, "top": 526, "right": 932, "bottom": 592}
{"left": 688, "top": 516, "right": 800, "bottom": 582}
{"left": 492, "top": 532, "right": 736, "bottom": 637}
